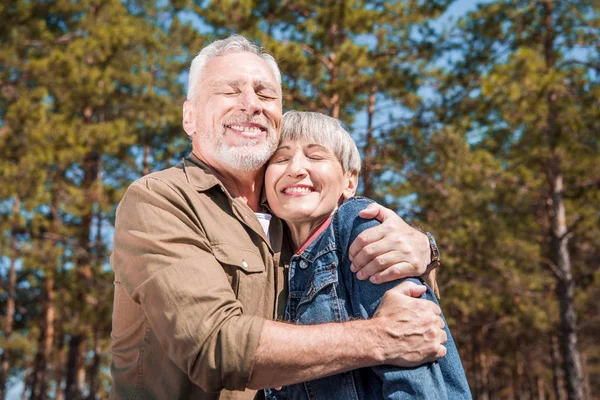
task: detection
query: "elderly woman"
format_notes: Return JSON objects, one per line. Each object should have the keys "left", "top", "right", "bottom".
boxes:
{"left": 264, "top": 111, "right": 471, "bottom": 399}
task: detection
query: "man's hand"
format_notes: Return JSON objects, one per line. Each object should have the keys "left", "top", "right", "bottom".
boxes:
{"left": 372, "top": 281, "right": 447, "bottom": 367}
{"left": 349, "top": 202, "right": 430, "bottom": 283}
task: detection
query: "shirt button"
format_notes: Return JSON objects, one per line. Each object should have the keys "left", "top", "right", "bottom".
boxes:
{"left": 299, "top": 260, "right": 308, "bottom": 269}
{"left": 242, "top": 260, "right": 249, "bottom": 269}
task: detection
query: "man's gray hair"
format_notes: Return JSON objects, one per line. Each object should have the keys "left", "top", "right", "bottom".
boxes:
{"left": 187, "top": 34, "right": 282, "bottom": 100}
{"left": 281, "top": 111, "right": 362, "bottom": 174}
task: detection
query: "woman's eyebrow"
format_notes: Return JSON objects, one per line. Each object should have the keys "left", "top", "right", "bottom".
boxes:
{"left": 306, "top": 144, "right": 328, "bottom": 150}
{"left": 275, "top": 145, "right": 291, "bottom": 151}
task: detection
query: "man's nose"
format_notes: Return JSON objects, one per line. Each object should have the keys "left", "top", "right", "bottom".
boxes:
{"left": 239, "top": 89, "right": 261, "bottom": 115}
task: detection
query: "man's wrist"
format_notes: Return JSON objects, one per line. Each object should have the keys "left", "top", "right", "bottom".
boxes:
{"left": 425, "top": 232, "right": 440, "bottom": 273}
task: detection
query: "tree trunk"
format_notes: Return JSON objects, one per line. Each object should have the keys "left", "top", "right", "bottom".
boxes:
{"left": 30, "top": 276, "right": 55, "bottom": 400}
{"left": 551, "top": 334, "right": 566, "bottom": 400}
{"left": 536, "top": 375, "right": 546, "bottom": 400}
{"left": 143, "top": 144, "right": 151, "bottom": 176}
{"left": 65, "top": 334, "right": 85, "bottom": 400}
{"left": 0, "top": 256, "right": 17, "bottom": 400}
{"left": 65, "top": 151, "right": 100, "bottom": 400}
{"left": 479, "top": 349, "right": 490, "bottom": 400}
{"left": 541, "top": 2, "right": 584, "bottom": 399}
{"left": 581, "top": 352, "right": 591, "bottom": 400}
{"left": 362, "top": 83, "right": 377, "bottom": 199}
{"left": 54, "top": 320, "right": 66, "bottom": 400}
{"left": 86, "top": 330, "right": 102, "bottom": 400}
{"left": 0, "top": 197, "right": 21, "bottom": 400}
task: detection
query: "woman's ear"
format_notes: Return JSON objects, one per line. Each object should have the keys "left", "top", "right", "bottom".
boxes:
{"left": 342, "top": 170, "right": 359, "bottom": 200}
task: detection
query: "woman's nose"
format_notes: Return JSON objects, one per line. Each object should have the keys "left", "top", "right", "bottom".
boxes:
{"left": 287, "top": 156, "right": 308, "bottom": 177}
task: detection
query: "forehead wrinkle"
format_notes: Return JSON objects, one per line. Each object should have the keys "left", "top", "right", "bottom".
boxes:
{"left": 209, "top": 78, "right": 243, "bottom": 89}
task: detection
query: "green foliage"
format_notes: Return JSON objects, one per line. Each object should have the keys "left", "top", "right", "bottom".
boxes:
{"left": 1, "top": 0, "right": 597, "bottom": 397}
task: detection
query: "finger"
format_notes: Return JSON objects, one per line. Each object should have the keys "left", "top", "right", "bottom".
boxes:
{"left": 357, "top": 258, "right": 419, "bottom": 284}
{"left": 437, "top": 315, "right": 446, "bottom": 329}
{"left": 440, "top": 329, "right": 448, "bottom": 345}
{"left": 357, "top": 203, "right": 382, "bottom": 219}
{"left": 354, "top": 250, "right": 398, "bottom": 280}
{"left": 368, "top": 263, "right": 419, "bottom": 284}
{"left": 358, "top": 203, "right": 393, "bottom": 222}
{"left": 430, "top": 302, "right": 442, "bottom": 315}
{"left": 348, "top": 225, "right": 387, "bottom": 261}
{"left": 389, "top": 280, "right": 427, "bottom": 297}
{"left": 433, "top": 344, "right": 447, "bottom": 361}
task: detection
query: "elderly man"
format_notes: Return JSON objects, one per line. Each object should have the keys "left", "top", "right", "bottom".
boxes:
{"left": 110, "top": 35, "right": 445, "bottom": 400}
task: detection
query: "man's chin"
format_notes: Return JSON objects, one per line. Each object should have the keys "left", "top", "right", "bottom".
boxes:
{"left": 216, "top": 148, "right": 272, "bottom": 172}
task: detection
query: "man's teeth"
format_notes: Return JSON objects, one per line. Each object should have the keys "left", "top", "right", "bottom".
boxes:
{"left": 284, "top": 187, "right": 313, "bottom": 194}
{"left": 230, "top": 125, "right": 263, "bottom": 133}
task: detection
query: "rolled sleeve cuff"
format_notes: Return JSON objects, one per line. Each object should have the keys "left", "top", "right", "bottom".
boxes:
{"left": 219, "top": 315, "right": 265, "bottom": 390}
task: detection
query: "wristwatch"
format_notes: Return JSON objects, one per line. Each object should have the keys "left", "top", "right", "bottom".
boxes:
{"left": 425, "top": 232, "right": 440, "bottom": 273}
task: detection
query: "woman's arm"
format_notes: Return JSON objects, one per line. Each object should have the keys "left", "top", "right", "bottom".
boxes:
{"left": 335, "top": 198, "right": 471, "bottom": 399}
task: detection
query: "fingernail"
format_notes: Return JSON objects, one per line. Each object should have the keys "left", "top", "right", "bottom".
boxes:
{"left": 350, "top": 263, "right": 356, "bottom": 272}
{"left": 357, "top": 271, "right": 363, "bottom": 280}
{"left": 370, "top": 276, "right": 377, "bottom": 283}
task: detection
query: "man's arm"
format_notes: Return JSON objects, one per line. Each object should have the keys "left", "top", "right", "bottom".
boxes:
{"left": 349, "top": 203, "right": 438, "bottom": 293}
{"left": 247, "top": 281, "right": 446, "bottom": 389}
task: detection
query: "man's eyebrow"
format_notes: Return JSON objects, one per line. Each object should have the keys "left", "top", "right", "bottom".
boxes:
{"left": 254, "top": 80, "right": 278, "bottom": 93}
{"left": 210, "top": 78, "right": 278, "bottom": 92}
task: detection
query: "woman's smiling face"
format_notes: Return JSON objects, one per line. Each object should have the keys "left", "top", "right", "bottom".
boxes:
{"left": 265, "top": 139, "right": 357, "bottom": 225}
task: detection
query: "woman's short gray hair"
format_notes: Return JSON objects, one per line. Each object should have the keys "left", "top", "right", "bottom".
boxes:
{"left": 281, "top": 111, "right": 362, "bottom": 174}
{"left": 187, "top": 34, "right": 282, "bottom": 100}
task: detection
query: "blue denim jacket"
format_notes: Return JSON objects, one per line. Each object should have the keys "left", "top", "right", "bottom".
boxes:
{"left": 265, "top": 197, "right": 471, "bottom": 400}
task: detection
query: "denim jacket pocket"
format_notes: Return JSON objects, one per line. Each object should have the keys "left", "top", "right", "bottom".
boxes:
{"left": 298, "top": 264, "right": 338, "bottom": 306}
{"left": 294, "top": 262, "right": 347, "bottom": 325}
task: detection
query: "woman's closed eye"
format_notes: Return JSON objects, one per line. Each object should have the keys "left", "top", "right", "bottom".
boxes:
{"left": 270, "top": 156, "right": 291, "bottom": 164}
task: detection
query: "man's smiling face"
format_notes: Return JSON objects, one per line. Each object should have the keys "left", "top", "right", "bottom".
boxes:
{"left": 184, "top": 51, "right": 282, "bottom": 172}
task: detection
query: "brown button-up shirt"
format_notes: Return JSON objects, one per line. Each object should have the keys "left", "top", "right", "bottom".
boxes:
{"left": 110, "top": 154, "right": 288, "bottom": 400}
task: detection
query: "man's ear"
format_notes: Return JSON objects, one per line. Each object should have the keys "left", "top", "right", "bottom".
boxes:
{"left": 182, "top": 100, "right": 195, "bottom": 137}
{"left": 342, "top": 170, "right": 359, "bottom": 200}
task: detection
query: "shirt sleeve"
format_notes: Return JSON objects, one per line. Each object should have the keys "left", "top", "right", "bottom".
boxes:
{"left": 334, "top": 198, "right": 458, "bottom": 399}
{"left": 111, "top": 177, "right": 265, "bottom": 392}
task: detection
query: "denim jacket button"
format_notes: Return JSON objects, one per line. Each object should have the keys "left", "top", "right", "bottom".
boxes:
{"left": 299, "top": 260, "right": 308, "bottom": 269}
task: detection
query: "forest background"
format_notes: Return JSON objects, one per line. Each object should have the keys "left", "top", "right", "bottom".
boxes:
{"left": 0, "top": 0, "right": 598, "bottom": 399}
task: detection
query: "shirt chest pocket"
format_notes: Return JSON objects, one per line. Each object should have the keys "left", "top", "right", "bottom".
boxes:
{"left": 212, "top": 242, "right": 267, "bottom": 303}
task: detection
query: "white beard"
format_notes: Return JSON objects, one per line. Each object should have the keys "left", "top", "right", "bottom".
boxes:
{"left": 213, "top": 135, "right": 276, "bottom": 171}
{"left": 196, "top": 118, "right": 278, "bottom": 172}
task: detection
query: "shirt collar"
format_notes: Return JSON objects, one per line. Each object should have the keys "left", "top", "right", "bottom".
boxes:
{"left": 182, "top": 152, "right": 222, "bottom": 192}
{"left": 184, "top": 152, "right": 272, "bottom": 213}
